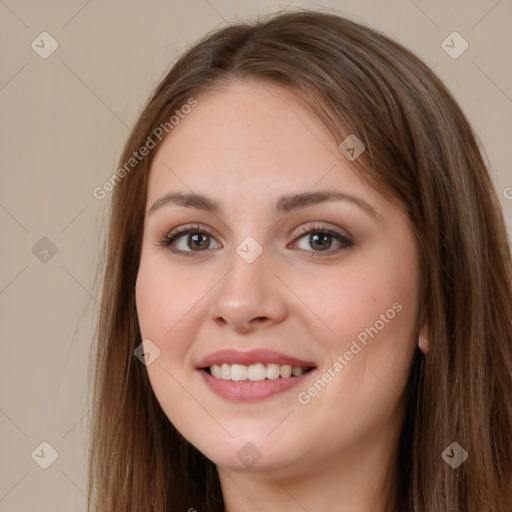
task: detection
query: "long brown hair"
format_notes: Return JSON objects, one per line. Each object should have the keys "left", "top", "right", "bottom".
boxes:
{"left": 87, "top": 9, "right": 512, "bottom": 511}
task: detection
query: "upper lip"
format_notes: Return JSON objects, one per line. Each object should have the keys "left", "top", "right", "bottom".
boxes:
{"left": 196, "top": 349, "right": 316, "bottom": 369}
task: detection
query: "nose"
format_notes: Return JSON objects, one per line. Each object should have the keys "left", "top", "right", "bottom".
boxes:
{"left": 208, "top": 245, "right": 288, "bottom": 334}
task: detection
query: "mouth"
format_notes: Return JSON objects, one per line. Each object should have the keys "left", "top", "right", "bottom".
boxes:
{"left": 203, "top": 363, "right": 315, "bottom": 381}
{"left": 196, "top": 349, "right": 317, "bottom": 402}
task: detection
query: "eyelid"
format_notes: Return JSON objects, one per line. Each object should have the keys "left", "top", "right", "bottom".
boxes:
{"left": 290, "top": 221, "right": 353, "bottom": 241}
{"left": 165, "top": 223, "right": 217, "bottom": 239}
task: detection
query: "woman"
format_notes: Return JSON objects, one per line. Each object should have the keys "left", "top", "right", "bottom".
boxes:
{"left": 87, "top": 9, "right": 512, "bottom": 511}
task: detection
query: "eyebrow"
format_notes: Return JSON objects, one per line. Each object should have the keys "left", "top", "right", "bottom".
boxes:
{"left": 147, "top": 190, "right": 378, "bottom": 218}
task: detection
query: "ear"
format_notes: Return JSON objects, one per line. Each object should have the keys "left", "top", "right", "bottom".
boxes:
{"left": 418, "top": 324, "right": 430, "bottom": 354}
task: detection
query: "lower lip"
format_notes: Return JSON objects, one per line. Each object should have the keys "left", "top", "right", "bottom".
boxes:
{"left": 199, "top": 368, "right": 316, "bottom": 402}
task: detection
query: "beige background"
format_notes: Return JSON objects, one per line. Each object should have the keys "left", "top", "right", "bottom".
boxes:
{"left": 1, "top": 0, "right": 510, "bottom": 510}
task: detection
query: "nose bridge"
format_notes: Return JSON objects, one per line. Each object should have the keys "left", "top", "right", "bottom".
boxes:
{"left": 208, "top": 236, "right": 287, "bottom": 331}
{"left": 220, "top": 237, "right": 271, "bottom": 307}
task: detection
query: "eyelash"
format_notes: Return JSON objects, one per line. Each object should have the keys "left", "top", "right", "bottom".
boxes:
{"left": 158, "top": 222, "right": 353, "bottom": 258}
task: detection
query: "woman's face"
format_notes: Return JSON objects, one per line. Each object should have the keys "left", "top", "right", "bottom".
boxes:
{"left": 135, "top": 80, "right": 420, "bottom": 476}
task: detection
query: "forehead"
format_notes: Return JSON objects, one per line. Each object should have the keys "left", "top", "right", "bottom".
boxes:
{"left": 147, "top": 80, "right": 381, "bottom": 210}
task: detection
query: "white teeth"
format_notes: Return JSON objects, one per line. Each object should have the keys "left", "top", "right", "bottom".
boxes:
{"left": 230, "top": 364, "right": 247, "bottom": 381}
{"left": 292, "top": 366, "right": 304, "bottom": 376}
{"left": 221, "top": 363, "right": 231, "bottom": 380}
{"left": 266, "top": 363, "right": 281, "bottom": 380}
{"left": 248, "top": 364, "right": 267, "bottom": 381}
{"left": 207, "top": 363, "right": 310, "bottom": 381}
{"left": 211, "top": 364, "right": 222, "bottom": 379}
{"left": 280, "top": 365, "right": 292, "bottom": 378}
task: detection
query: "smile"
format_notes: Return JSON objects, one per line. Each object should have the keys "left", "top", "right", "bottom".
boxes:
{"left": 206, "top": 363, "right": 313, "bottom": 381}
{"left": 196, "top": 348, "right": 317, "bottom": 401}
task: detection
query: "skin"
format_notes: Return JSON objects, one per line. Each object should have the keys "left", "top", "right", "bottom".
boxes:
{"left": 135, "top": 80, "right": 423, "bottom": 511}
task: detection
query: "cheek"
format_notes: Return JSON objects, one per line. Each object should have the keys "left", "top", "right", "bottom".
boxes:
{"left": 289, "top": 246, "right": 419, "bottom": 394}
{"left": 135, "top": 256, "right": 201, "bottom": 361}
{"left": 292, "top": 263, "right": 417, "bottom": 349}
{"left": 287, "top": 257, "right": 418, "bottom": 442}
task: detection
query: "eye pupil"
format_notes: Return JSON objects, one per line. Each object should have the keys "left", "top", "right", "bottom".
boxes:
{"left": 310, "top": 233, "right": 332, "bottom": 251}
{"left": 189, "top": 233, "right": 209, "bottom": 250}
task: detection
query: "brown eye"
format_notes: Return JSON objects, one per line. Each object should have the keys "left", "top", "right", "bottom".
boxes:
{"left": 305, "top": 232, "right": 334, "bottom": 251}
{"left": 291, "top": 224, "right": 353, "bottom": 256}
{"left": 183, "top": 232, "right": 211, "bottom": 251}
{"left": 160, "top": 225, "right": 221, "bottom": 256}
